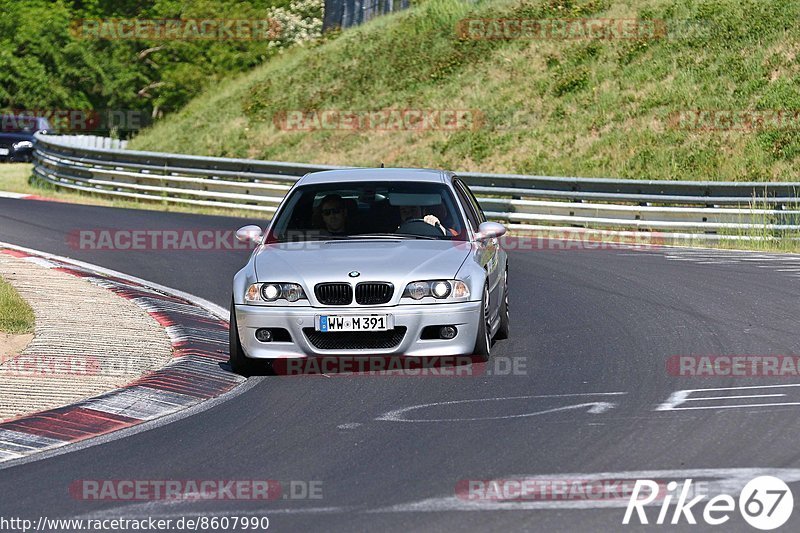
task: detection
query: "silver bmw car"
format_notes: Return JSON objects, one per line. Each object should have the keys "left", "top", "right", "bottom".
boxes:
{"left": 229, "top": 168, "right": 509, "bottom": 374}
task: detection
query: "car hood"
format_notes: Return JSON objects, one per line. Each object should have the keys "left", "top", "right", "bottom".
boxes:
{"left": 254, "top": 239, "right": 472, "bottom": 286}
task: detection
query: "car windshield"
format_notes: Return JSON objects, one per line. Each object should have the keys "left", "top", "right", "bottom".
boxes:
{"left": 266, "top": 181, "right": 467, "bottom": 242}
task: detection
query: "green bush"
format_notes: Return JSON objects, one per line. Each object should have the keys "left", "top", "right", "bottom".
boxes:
{"left": 0, "top": 0, "right": 321, "bottom": 134}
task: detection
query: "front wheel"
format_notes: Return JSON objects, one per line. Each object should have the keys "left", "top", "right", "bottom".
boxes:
{"left": 229, "top": 298, "right": 260, "bottom": 376}
{"left": 472, "top": 283, "right": 491, "bottom": 362}
{"left": 495, "top": 267, "right": 510, "bottom": 340}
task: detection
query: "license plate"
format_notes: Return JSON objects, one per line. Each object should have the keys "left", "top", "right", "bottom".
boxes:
{"left": 317, "top": 315, "right": 391, "bottom": 332}
{"left": 0, "top": 148, "right": 8, "bottom": 156}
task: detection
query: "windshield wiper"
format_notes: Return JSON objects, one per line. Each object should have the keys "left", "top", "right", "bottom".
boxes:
{"left": 348, "top": 233, "right": 439, "bottom": 240}
{"left": 294, "top": 234, "right": 397, "bottom": 241}
{"left": 275, "top": 233, "right": 441, "bottom": 242}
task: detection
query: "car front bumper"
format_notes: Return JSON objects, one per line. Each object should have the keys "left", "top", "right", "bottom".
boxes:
{"left": 235, "top": 301, "right": 482, "bottom": 358}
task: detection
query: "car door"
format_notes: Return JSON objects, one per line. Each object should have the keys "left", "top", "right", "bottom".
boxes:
{"left": 453, "top": 177, "right": 503, "bottom": 311}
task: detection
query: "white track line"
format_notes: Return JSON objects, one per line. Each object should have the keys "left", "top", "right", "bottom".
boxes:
{"left": 0, "top": 191, "right": 30, "bottom": 199}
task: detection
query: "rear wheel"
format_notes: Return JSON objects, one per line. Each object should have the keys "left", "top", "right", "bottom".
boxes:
{"left": 229, "top": 298, "right": 260, "bottom": 376}
{"left": 472, "top": 283, "right": 491, "bottom": 362}
{"left": 495, "top": 266, "right": 510, "bottom": 340}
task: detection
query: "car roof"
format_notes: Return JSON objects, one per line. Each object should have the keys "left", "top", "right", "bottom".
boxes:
{"left": 296, "top": 168, "right": 453, "bottom": 186}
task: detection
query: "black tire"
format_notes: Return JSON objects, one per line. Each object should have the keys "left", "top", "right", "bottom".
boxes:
{"left": 472, "top": 283, "right": 491, "bottom": 362}
{"left": 229, "top": 298, "right": 260, "bottom": 376}
{"left": 495, "top": 266, "right": 510, "bottom": 340}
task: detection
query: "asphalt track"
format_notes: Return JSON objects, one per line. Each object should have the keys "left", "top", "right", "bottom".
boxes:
{"left": 1, "top": 197, "right": 800, "bottom": 532}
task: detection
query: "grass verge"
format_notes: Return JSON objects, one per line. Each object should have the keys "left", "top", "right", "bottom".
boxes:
{"left": 0, "top": 276, "right": 35, "bottom": 335}
{"left": 713, "top": 194, "right": 800, "bottom": 252}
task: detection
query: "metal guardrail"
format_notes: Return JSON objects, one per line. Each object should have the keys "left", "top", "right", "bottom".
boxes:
{"left": 43, "top": 135, "right": 129, "bottom": 150}
{"left": 31, "top": 134, "right": 800, "bottom": 240}
{"left": 323, "top": 0, "right": 410, "bottom": 31}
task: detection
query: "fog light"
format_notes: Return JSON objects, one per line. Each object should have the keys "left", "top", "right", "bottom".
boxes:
{"left": 255, "top": 328, "right": 273, "bottom": 342}
{"left": 439, "top": 326, "right": 457, "bottom": 339}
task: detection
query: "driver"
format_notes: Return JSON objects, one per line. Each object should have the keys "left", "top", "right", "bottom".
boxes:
{"left": 399, "top": 205, "right": 441, "bottom": 227}
{"left": 317, "top": 194, "right": 349, "bottom": 236}
{"left": 397, "top": 205, "right": 455, "bottom": 236}
{"left": 425, "top": 202, "right": 459, "bottom": 237}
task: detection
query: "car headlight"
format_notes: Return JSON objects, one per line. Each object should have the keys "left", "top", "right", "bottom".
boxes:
{"left": 262, "top": 284, "right": 280, "bottom": 301}
{"left": 12, "top": 141, "right": 33, "bottom": 151}
{"left": 401, "top": 280, "right": 470, "bottom": 301}
{"left": 245, "top": 282, "right": 307, "bottom": 304}
{"left": 431, "top": 281, "right": 451, "bottom": 298}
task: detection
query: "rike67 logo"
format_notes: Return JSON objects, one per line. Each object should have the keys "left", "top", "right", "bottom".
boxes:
{"left": 623, "top": 476, "right": 793, "bottom": 530}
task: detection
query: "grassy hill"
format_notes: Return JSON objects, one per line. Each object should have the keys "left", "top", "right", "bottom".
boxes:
{"left": 129, "top": 0, "right": 800, "bottom": 182}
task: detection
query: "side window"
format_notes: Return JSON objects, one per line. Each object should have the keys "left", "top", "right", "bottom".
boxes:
{"left": 455, "top": 178, "right": 486, "bottom": 224}
{"left": 453, "top": 180, "right": 479, "bottom": 232}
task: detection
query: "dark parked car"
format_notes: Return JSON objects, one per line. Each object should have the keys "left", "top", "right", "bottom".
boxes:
{"left": 0, "top": 115, "right": 51, "bottom": 162}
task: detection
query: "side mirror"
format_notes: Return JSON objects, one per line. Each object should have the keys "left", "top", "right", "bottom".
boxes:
{"left": 475, "top": 221, "right": 506, "bottom": 241}
{"left": 236, "top": 225, "right": 264, "bottom": 246}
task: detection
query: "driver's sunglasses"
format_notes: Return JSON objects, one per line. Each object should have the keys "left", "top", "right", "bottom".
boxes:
{"left": 322, "top": 207, "right": 343, "bottom": 216}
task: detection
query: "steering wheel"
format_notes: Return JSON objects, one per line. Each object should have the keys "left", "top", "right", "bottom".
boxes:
{"left": 397, "top": 218, "right": 446, "bottom": 237}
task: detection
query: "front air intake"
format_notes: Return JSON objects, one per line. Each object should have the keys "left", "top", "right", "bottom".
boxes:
{"left": 355, "top": 282, "right": 394, "bottom": 305}
{"left": 314, "top": 283, "right": 353, "bottom": 305}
